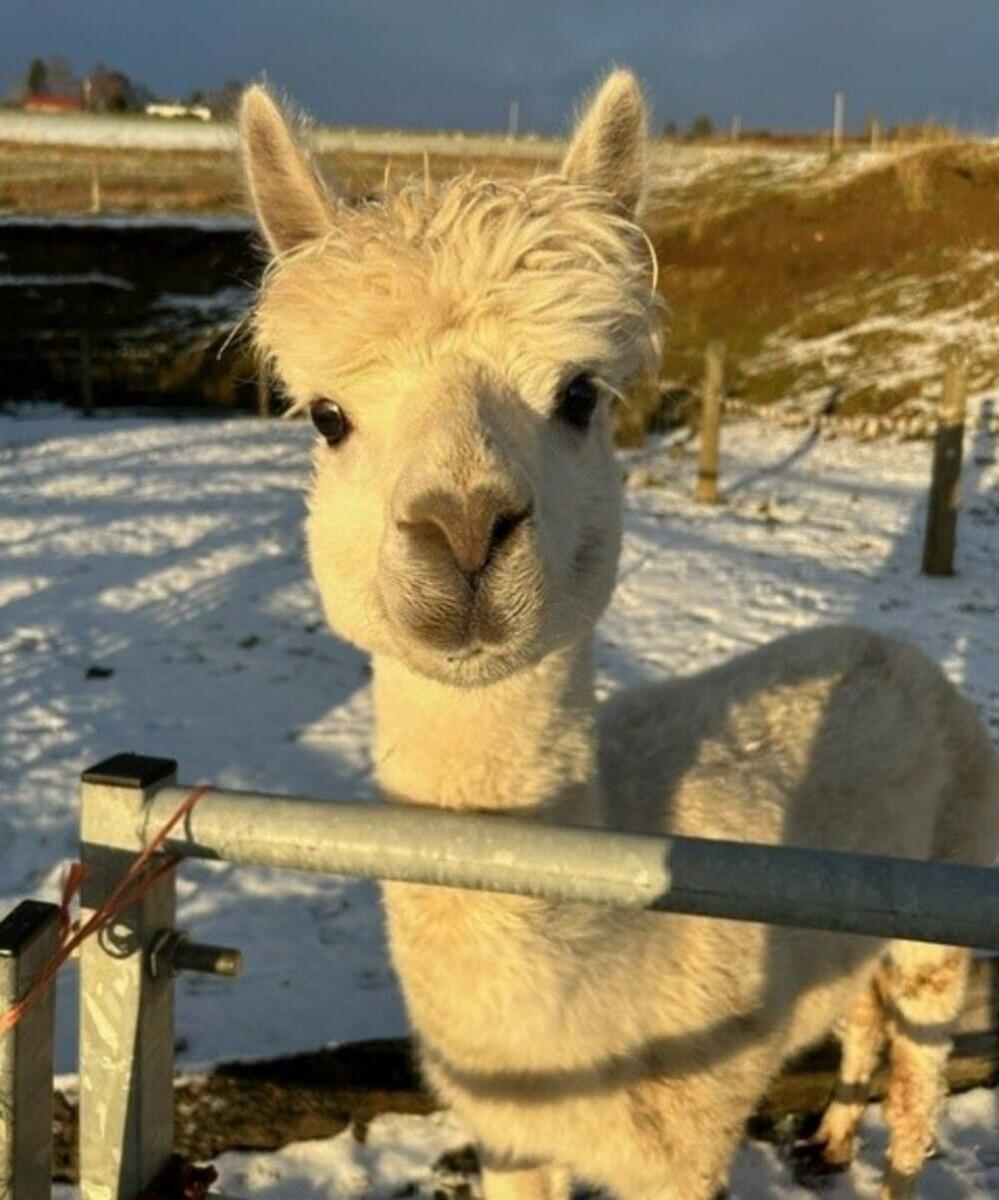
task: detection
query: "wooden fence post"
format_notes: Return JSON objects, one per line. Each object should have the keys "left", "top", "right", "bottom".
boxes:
{"left": 256, "top": 362, "right": 271, "bottom": 419}
{"left": 696, "top": 341, "right": 725, "bottom": 504}
{"left": 1, "top": 900, "right": 60, "bottom": 1200}
{"left": 869, "top": 115, "right": 881, "bottom": 151}
{"left": 80, "top": 334, "right": 94, "bottom": 417}
{"left": 922, "top": 347, "right": 968, "bottom": 577}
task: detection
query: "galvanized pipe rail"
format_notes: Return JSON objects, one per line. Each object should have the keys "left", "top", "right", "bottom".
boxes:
{"left": 140, "top": 785, "right": 999, "bottom": 950}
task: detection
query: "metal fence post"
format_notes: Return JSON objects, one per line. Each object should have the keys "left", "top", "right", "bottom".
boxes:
{"left": 1, "top": 901, "right": 59, "bottom": 1200}
{"left": 79, "top": 755, "right": 178, "bottom": 1200}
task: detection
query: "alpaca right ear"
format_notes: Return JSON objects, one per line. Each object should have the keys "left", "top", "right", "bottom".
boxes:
{"left": 240, "top": 85, "right": 335, "bottom": 255}
{"left": 561, "top": 69, "right": 648, "bottom": 216}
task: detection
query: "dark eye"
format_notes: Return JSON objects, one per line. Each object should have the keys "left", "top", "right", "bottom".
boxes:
{"left": 310, "top": 399, "right": 351, "bottom": 447}
{"left": 554, "top": 372, "right": 600, "bottom": 431}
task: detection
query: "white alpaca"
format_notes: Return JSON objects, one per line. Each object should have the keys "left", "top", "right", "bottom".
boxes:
{"left": 239, "top": 74, "right": 998, "bottom": 1200}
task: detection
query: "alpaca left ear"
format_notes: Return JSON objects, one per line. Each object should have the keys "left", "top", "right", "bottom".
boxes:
{"left": 240, "top": 84, "right": 335, "bottom": 255}
{"left": 561, "top": 69, "right": 648, "bottom": 216}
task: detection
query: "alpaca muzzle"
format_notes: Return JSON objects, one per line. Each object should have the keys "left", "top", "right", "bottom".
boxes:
{"left": 397, "top": 487, "right": 533, "bottom": 591}
{"left": 378, "top": 480, "right": 541, "bottom": 661}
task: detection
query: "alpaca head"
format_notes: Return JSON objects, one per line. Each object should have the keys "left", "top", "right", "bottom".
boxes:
{"left": 242, "top": 71, "right": 661, "bottom": 686}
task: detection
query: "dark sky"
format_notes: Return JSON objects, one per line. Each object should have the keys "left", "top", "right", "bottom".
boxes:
{"left": 5, "top": 1, "right": 998, "bottom": 134}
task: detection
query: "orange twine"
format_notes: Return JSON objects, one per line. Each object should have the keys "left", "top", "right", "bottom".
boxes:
{"left": 0, "top": 784, "right": 210, "bottom": 1037}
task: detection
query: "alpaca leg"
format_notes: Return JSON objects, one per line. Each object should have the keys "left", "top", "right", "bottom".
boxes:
{"left": 878, "top": 943, "right": 969, "bottom": 1200}
{"left": 804, "top": 977, "right": 888, "bottom": 1171}
{"left": 481, "top": 1163, "right": 570, "bottom": 1200}
{"left": 611, "top": 1095, "right": 742, "bottom": 1200}
{"left": 613, "top": 1163, "right": 728, "bottom": 1200}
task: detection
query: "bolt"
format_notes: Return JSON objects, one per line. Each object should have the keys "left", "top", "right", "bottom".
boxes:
{"left": 148, "top": 929, "right": 243, "bottom": 980}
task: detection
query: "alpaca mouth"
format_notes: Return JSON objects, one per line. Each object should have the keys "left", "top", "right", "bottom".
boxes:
{"left": 445, "top": 647, "right": 483, "bottom": 663}
{"left": 379, "top": 583, "right": 539, "bottom": 685}
{"left": 403, "top": 591, "right": 511, "bottom": 656}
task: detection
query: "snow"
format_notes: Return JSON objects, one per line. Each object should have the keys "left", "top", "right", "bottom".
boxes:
{"left": 2, "top": 405, "right": 996, "bottom": 1196}
{"left": 748, "top": 255, "right": 999, "bottom": 419}
{"left": 207, "top": 1090, "right": 999, "bottom": 1199}
{"left": 0, "top": 110, "right": 239, "bottom": 152}
{"left": 153, "top": 287, "right": 251, "bottom": 316}
{"left": 0, "top": 272, "right": 133, "bottom": 289}
{"left": 0, "top": 213, "right": 252, "bottom": 231}
{"left": 0, "top": 110, "right": 561, "bottom": 160}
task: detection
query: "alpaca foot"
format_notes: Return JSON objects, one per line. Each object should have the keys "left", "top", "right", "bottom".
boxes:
{"left": 878, "top": 1166, "right": 918, "bottom": 1200}
{"left": 789, "top": 1133, "right": 855, "bottom": 1184}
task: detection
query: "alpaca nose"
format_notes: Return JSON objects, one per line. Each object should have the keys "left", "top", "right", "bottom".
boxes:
{"left": 398, "top": 488, "right": 532, "bottom": 586}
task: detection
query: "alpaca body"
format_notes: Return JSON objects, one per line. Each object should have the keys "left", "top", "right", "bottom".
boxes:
{"left": 380, "top": 626, "right": 997, "bottom": 1197}
{"left": 238, "top": 71, "right": 998, "bottom": 1200}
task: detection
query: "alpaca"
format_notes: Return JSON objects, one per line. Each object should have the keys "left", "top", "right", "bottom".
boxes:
{"left": 239, "top": 73, "right": 998, "bottom": 1200}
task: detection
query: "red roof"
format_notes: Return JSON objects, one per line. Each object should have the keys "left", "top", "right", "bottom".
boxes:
{"left": 24, "top": 95, "right": 82, "bottom": 113}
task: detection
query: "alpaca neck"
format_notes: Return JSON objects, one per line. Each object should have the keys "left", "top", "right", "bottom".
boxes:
{"left": 372, "top": 638, "right": 600, "bottom": 823}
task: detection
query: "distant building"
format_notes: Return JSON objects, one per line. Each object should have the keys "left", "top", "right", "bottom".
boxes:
{"left": 23, "top": 94, "right": 82, "bottom": 114}
{"left": 145, "top": 102, "right": 212, "bottom": 122}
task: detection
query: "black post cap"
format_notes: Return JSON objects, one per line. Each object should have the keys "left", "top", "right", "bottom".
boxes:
{"left": 81, "top": 753, "right": 177, "bottom": 789}
{"left": 0, "top": 899, "right": 61, "bottom": 957}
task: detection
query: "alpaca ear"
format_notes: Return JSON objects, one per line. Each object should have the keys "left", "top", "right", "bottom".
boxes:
{"left": 240, "top": 85, "right": 335, "bottom": 255}
{"left": 561, "top": 69, "right": 648, "bottom": 216}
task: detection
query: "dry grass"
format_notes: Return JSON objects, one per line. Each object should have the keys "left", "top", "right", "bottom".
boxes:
{"left": 2, "top": 134, "right": 996, "bottom": 430}
{"left": 642, "top": 142, "right": 999, "bottom": 429}
{"left": 0, "top": 141, "right": 545, "bottom": 213}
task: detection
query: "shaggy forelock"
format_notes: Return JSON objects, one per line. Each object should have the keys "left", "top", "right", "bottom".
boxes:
{"left": 253, "top": 172, "right": 663, "bottom": 409}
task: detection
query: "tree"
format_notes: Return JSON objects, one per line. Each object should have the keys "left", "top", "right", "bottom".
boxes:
{"left": 27, "top": 57, "right": 47, "bottom": 96}
{"left": 689, "top": 114, "right": 715, "bottom": 139}
{"left": 661, "top": 119, "right": 678, "bottom": 138}
{"left": 46, "top": 55, "right": 77, "bottom": 97}
{"left": 206, "top": 79, "right": 243, "bottom": 119}
{"left": 89, "top": 63, "right": 134, "bottom": 112}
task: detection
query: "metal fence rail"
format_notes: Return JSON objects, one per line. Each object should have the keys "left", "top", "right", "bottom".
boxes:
{"left": 134, "top": 785, "right": 999, "bottom": 950}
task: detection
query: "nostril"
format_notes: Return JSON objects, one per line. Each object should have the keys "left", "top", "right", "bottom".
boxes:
{"left": 488, "top": 506, "right": 532, "bottom": 556}
{"left": 396, "top": 492, "right": 532, "bottom": 586}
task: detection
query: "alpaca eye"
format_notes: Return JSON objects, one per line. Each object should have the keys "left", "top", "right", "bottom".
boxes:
{"left": 310, "top": 399, "right": 351, "bottom": 447}
{"left": 554, "top": 373, "right": 599, "bottom": 431}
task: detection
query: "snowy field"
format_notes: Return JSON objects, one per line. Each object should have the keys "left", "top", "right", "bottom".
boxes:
{"left": 0, "top": 109, "right": 558, "bottom": 159}
{"left": 2, "top": 405, "right": 996, "bottom": 1197}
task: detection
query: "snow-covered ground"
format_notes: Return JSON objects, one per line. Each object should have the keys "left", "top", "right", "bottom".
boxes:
{"left": 208, "top": 1093, "right": 999, "bottom": 1200}
{"left": 0, "top": 109, "right": 559, "bottom": 159}
{"left": 3, "top": 405, "right": 996, "bottom": 1197}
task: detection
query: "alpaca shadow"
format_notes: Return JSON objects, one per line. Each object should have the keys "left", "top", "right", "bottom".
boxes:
{"left": 0, "top": 410, "right": 405, "bottom": 1071}
{"left": 724, "top": 421, "right": 821, "bottom": 498}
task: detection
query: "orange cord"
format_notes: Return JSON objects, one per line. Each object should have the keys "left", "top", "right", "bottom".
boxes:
{"left": 0, "top": 785, "right": 210, "bottom": 1037}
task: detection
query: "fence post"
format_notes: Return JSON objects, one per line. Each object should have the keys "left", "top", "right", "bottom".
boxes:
{"left": 832, "top": 90, "right": 845, "bottom": 154}
{"left": 922, "top": 347, "right": 968, "bottom": 577}
{"left": 1, "top": 901, "right": 59, "bottom": 1200}
{"left": 79, "top": 755, "right": 178, "bottom": 1200}
{"left": 695, "top": 341, "right": 725, "bottom": 504}
{"left": 256, "top": 361, "right": 271, "bottom": 419}
{"left": 869, "top": 115, "right": 881, "bottom": 151}
{"left": 80, "top": 334, "right": 94, "bottom": 418}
